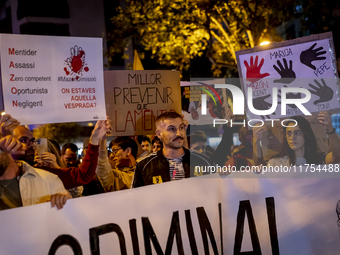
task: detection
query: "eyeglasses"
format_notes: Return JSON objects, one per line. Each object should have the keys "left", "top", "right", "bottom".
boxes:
{"left": 19, "top": 137, "right": 35, "bottom": 145}
{"left": 286, "top": 130, "right": 303, "bottom": 138}
{"left": 110, "top": 147, "right": 122, "bottom": 155}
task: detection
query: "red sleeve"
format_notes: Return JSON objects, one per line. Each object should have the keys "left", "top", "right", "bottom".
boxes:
{"left": 41, "top": 143, "right": 99, "bottom": 189}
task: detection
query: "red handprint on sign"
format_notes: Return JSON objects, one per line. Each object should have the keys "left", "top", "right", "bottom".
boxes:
{"left": 244, "top": 55, "right": 269, "bottom": 83}
{"left": 64, "top": 45, "right": 89, "bottom": 77}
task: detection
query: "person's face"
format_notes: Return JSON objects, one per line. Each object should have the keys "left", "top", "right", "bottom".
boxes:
{"left": 152, "top": 141, "right": 162, "bottom": 152}
{"left": 191, "top": 109, "right": 199, "bottom": 120}
{"left": 12, "top": 126, "right": 35, "bottom": 164}
{"left": 62, "top": 149, "right": 78, "bottom": 167}
{"left": 110, "top": 144, "right": 130, "bottom": 168}
{"left": 156, "top": 118, "right": 186, "bottom": 149}
{"left": 191, "top": 141, "right": 206, "bottom": 154}
{"left": 286, "top": 123, "right": 305, "bottom": 151}
{"left": 141, "top": 141, "right": 150, "bottom": 152}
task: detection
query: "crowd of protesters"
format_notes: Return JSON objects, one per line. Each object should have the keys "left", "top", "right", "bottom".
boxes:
{"left": 0, "top": 108, "right": 339, "bottom": 211}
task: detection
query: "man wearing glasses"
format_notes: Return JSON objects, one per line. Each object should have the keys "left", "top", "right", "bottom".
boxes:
{"left": 96, "top": 136, "right": 138, "bottom": 191}
{"left": 12, "top": 126, "right": 36, "bottom": 165}
{"left": 8, "top": 116, "right": 112, "bottom": 190}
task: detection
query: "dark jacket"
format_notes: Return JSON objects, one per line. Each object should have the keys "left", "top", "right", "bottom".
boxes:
{"left": 132, "top": 147, "right": 215, "bottom": 188}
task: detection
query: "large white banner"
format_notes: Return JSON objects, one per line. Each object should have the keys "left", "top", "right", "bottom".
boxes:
{"left": 237, "top": 35, "right": 340, "bottom": 119}
{"left": 0, "top": 34, "right": 106, "bottom": 124}
{"left": 1, "top": 173, "right": 340, "bottom": 254}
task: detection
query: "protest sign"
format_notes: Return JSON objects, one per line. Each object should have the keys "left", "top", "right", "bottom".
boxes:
{"left": 236, "top": 32, "right": 340, "bottom": 120}
{"left": 104, "top": 70, "right": 181, "bottom": 136}
{"left": 181, "top": 79, "right": 230, "bottom": 125}
{"left": 1, "top": 174, "right": 340, "bottom": 254}
{"left": 0, "top": 34, "right": 106, "bottom": 124}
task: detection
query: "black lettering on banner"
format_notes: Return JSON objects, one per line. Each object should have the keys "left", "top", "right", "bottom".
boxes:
{"left": 234, "top": 200, "right": 262, "bottom": 255}
{"left": 219, "top": 203, "right": 224, "bottom": 255}
{"left": 89, "top": 223, "right": 127, "bottom": 255}
{"left": 142, "top": 211, "right": 184, "bottom": 255}
{"left": 48, "top": 234, "right": 83, "bottom": 255}
{"left": 266, "top": 197, "right": 279, "bottom": 255}
{"left": 142, "top": 217, "right": 164, "bottom": 254}
{"left": 196, "top": 207, "right": 219, "bottom": 255}
{"left": 185, "top": 210, "right": 199, "bottom": 254}
{"left": 165, "top": 211, "right": 184, "bottom": 255}
{"left": 129, "top": 219, "right": 140, "bottom": 255}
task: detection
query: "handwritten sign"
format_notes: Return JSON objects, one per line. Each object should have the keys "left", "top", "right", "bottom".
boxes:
{"left": 0, "top": 34, "right": 106, "bottom": 124}
{"left": 236, "top": 33, "right": 340, "bottom": 119}
{"left": 104, "top": 70, "right": 181, "bottom": 136}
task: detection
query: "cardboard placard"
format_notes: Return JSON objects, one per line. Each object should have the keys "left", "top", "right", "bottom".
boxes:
{"left": 104, "top": 70, "right": 181, "bottom": 136}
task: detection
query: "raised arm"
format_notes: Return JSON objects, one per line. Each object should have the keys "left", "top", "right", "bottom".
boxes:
{"left": 320, "top": 111, "right": 340, "bottom": 164}
{"left": 41, "top": 119, "right": 112, "bottom": 189}
{"left": 252, "top": 123, "right": 267, "bottom": 166}
{"left": 96, "top": 137, "right": 116, "bottom": 191}
{"left": 211, "top": 108, "right": 234, "bottom": 165}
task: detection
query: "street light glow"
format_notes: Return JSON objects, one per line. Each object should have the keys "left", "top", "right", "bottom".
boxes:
{"left": 260, "top": 41, "right": 271, "bottom": 46}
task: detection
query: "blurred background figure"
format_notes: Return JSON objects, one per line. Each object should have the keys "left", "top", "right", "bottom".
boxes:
{"left": 61, "top": 143, "right": 79, "bottom": 167}
{"left": 151, "top": 136, "right": 163, "bottom": 153}
{"left": 139, "top": 136, "right": 151, "bottom": 159}
{"left": 188, "top": 130, "right": 214, "bottom": 158}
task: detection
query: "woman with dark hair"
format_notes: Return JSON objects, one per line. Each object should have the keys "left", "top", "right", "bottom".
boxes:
{"left": 268, "top": 111, "right": 340, "bottom": 166}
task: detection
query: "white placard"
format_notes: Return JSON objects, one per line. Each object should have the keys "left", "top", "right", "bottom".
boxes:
{"left": 0, "top": 34, "right": 106, "bottom": 124}
{"left": 237, "top": 38, "right": 340, "bottom": 119}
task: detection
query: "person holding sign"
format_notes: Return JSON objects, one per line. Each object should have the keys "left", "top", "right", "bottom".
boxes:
{"left": 7, "top": 115, "right": 112, "bottom": 190}
{"left": 0, "top": 133, "right": 71, "bottom": 210}
{"left": 96, "top": 136, "right": 138, "bottom": 192}
{"left": 266, "top": 111, "right": 340, "bottom": 166}
{"left": 132, "top": 111, "right": 215, "bottom": 187}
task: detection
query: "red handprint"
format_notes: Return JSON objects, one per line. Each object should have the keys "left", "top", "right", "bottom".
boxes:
{"left": 244, "top": 55, "right": 270, "bottom": 83}
{"left": 68, "top": 46, "right": 85, "bottom": 73}
{"left": 64, "top": 45, "right": 89, "bottom": 76}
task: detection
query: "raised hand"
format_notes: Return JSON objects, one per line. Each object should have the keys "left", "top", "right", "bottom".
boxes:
{"left": 244, "top": 55, "right": 270, "bottom": 83}
{"left": 278, "top": 86, "right": 302, "bottom": 109}
{"left": 35, "top": 152, "right": 61, "bottom": 169}
{"left": 253, "top": 123, "right": 268, "bottom": 143}
{"left": 0, "top": 114, "right": 20, "bottom": 137}
{"left": 90, "top": 117, "right": 112, "bottom": 145}
{"left": 273, "top": 58, "right": 296, "bottom": 84}
{"left": 317, "top": 111, "right": 334, "bottom": 133}
{"left": 252, "top": 95, "right": 275, "bottom": 119}
{"left": 300, "top": 43, "right": 326, "bottom": 70}
{"left": 308, "top": 79, "right": 334, "bottom": 105}
{"left": 0, "top": 135, "right": 24, "bottom": 154}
